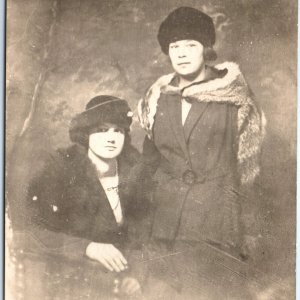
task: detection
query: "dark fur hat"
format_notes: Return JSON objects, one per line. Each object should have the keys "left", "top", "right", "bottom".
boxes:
{"left": 69, "top": 95, "right": 132, "bottom": 146}
{"left": 158, "top": 7, "right": 216, "bottom": 55}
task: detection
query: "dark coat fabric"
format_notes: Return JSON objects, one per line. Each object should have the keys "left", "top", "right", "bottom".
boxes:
{"left": 145, "top": 83, "right": 241, "bottom": 251}
{"left": 10, "top": 144, "right": 148, "bottom": 299}
{"left": 141, "top": 73, "right": 257, "bottom": 299}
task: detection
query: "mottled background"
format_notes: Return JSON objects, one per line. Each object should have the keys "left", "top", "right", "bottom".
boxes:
{"left": 7, "top": 0, "right": 297, "bottom": 297}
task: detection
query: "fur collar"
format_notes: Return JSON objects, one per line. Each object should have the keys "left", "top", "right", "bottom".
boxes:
{"left": 138, "top": 62, "right": 266, "bottom": 185}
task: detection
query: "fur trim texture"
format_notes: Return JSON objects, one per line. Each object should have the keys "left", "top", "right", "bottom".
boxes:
{"left": 138, "top": 62, "right": 266, "bottom": 185}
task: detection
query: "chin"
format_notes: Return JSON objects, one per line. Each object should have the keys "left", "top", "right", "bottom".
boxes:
{"left": 178, "top": 72, "right": 193, "bottom": 77}
{"left": 176, "top": 69, "right": 195, "bottom": 77}
{"left": 102, "top": 154, "right": 117, "bottom": 160}
{"left": 104, "top": 152, "right": 122, "bottom": 160}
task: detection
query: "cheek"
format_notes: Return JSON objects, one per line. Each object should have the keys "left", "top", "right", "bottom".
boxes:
{"left": 192, "top": 53, "right": 204, "bottom": 67}
{"left": 89, "top": 134, "right": 103, "bottom": 148}
{"left": 168, "top": 52, "right": 177, "bottom": 63}
{"left": 196, "top": 48, "right": 204, "bottom": 60}
{"left": 89, "top": 136, "right": 96, "bottom": 147}
{"left": 118, "top": 135, "right": 125, "bottom": 147}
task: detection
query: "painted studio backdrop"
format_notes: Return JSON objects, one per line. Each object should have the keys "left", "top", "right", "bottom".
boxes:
{"left": 7, "top": 0, "right": 296, "bottom": 298}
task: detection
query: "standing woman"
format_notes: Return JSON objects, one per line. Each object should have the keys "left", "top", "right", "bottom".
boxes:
{"left": 10, "top": 95, "right": 146, "bottom": 299}
{"left": 138, "top": 7, "right": 266, "bottom": 300}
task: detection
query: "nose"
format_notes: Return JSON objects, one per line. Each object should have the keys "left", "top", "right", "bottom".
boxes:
{"left": 107, "top": 138, "right": 115, "bottom": 144}
{"left": 177, "top": 46, "right": 186, "bottom": 58}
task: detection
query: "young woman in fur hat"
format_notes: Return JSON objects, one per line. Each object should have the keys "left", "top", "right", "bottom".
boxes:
{"left": 11, "top": 95, "right": 148, "bottom": 299}
{"left": 138, "top": 6, "right": 266, "bottom": 299}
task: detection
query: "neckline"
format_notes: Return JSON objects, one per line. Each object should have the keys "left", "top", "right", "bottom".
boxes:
{"left": 169, "top": 65, "right": 228, "bottom": 93}
{"left": 88, "top": 148, "right": 118, "bottom": 177}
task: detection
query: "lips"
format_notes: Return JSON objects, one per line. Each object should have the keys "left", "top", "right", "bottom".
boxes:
{"left": 105, "top": 146, "right": 117, "bottom": 150}
{"left": 178, "top": 62, "right": 190, "bottom": 66}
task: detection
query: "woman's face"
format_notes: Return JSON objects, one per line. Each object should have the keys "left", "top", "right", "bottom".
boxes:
{"left": 88, "top": 123, "right": 125, "bottom": 160}
{"left": 168, "top": 40, "right": 205, "bottom": 78}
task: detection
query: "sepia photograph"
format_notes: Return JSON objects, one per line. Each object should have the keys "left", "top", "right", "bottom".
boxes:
{"left": 6, "top": 0, "right": 296, "bottom": 299}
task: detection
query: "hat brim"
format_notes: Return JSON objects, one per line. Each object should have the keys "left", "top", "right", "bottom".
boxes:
{"left": 70, "top": 100, "right": 132, "bottom": 134}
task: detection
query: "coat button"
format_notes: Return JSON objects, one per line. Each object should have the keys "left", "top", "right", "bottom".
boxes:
{"left": 182, "top": 170, "right": 197, "bottom": 185}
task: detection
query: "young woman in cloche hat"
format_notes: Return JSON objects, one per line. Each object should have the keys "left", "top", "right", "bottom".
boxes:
{"left": 11, "top": 95, "right": 148, "bottom": 299}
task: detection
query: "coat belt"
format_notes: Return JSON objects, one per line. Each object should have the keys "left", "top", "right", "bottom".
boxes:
{"left": 157, "top": 158, "right": 230, "bottom": 186}
{"left": 158, "top": 159, "right": 206, "bottom": 185}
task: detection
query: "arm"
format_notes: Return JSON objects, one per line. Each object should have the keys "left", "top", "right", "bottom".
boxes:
{"left": 12, "top": 228, "right": 91, "bottom": 261}
{"left": 123, "top": 136, "right": 160, "bottom": 219}
{"left": 133, "top": 135, "right": 161, "bottom": 209}
{"left": 142, "top": 135, "right": 161, "bottom": 173}
{"left": 123, "top": 137, "right": 161, "bottom": 249}
{"left": 9, "top": 151, "right": 92, "bottom": 260}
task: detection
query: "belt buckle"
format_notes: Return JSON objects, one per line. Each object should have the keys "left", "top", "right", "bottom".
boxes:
{"left": 182, "top": 170, "right": 197, "bottom": 185}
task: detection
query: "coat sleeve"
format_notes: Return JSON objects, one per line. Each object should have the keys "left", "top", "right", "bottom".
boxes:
{"left": 10, "top": 151, "right": 91, "bottom": 261}
{"left": 127, "top": 136, "right": 161, "bottom": 216}
{"left": 142, "top": 135, "right": 161, "bottom": 172}
{"left": 123, "top": 137, "right": 161, "bottom": 248}
{"left": 12, "top": 228, "right": 91, "bottom": 261}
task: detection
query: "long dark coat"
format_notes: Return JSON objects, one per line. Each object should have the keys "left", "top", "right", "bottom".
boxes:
{"left": 142, "top": 74, "right": 256, "bottom": 299}
{"left": 10, "top": 144, "right": 148, "bottom": 299}
{"left": 150, "top": 95, "right": 241, "bottom": 248}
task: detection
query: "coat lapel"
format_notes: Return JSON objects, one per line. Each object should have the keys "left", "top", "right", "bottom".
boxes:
{"left": 166, "top": 95, "right": 190, "bottom": 161}
{"left": 84, "top": 159, "right": 117, "bottom": 222}
{"left": 117, "top": 158, "right": 131, "bottom": 214}
{"left": 183, "top": 101, "right": 208, "bottom": 142}
{"left": 86, "top": 156, "right": 131, "bottom": 226}
{"left": 181, "top": 67, "right": 227, "bottom": 141}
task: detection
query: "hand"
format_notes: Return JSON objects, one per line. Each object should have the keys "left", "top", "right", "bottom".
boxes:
{"left": 121, "top": 277, "right": 142, "bottom": 296}
{"left": 86, "top": 242, "right": 128, "bottom": 272}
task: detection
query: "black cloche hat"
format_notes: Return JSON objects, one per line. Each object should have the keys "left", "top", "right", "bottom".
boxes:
{"left": 69, "top": 95, "right": 133, "bottom": 145}
{"left": 158, "top": 7, "right": 216, "bottom": 55}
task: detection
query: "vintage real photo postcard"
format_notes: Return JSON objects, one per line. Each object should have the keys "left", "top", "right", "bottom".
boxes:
{"left": 6, "top": 0, "right": 296, "bottom": 299}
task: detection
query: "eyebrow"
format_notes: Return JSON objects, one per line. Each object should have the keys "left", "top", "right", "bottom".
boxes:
{"left": 170, "top": 40, "right": 198, "bottom": 44}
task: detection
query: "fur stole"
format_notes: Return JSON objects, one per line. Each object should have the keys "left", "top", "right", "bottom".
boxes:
{"left": 137, "top": 62, "right": 266, "bottom": 185}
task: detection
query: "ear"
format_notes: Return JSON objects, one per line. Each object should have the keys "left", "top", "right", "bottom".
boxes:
{"left": 204, "top": 47, "right": 217, "bottom": 61}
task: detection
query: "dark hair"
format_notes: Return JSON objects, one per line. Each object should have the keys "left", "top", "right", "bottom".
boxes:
{"left": 69, "top": 125, "right": 131, "bottom": 149}
{"left": 74, "top": 128, "right": 137, "bottom": 164}
{"left": 203, "top": 47, "right": 217, "bottom": 61}
{"left": 69, "top": 95, "right": 132, "bottom": 146}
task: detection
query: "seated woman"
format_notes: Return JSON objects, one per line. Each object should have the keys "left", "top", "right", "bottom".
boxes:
{"left": 10, "top": 95, "right": 147, "bottom": 299}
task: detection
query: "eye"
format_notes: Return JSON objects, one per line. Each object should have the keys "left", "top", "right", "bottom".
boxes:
{"left": 169, "top": 44, "right": 178, "bottom": 49}
{"left": 187, "top": 43, "right": 197, "bottom": 47}
{"left": 97, "top": 127, "right": 108, "bottom": 133}
{"left": 114, "top": 128, "right": 124, "bottom": 134}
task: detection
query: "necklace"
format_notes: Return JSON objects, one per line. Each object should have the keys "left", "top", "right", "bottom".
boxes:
{"left": 110, "top": 196, "right": 120, "bottom": 211}
{"left": 89, "top": 150, "right": 121, "bottom": 214}
{"left": 100, "top": 161, "right": 120, "bottom": 211}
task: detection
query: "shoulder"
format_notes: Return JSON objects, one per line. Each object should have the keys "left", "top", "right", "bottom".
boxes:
{"left": 56, "top": 143, "right": 86, "bottom": 161}
{"left": 56, "top": 144, "right": 88, "bottom": 169}
{"left": 31, "top": 144, "right": 88, "bottom": 182}
{"left": 201, "top": 61, "right": 248, "bottom": 93}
